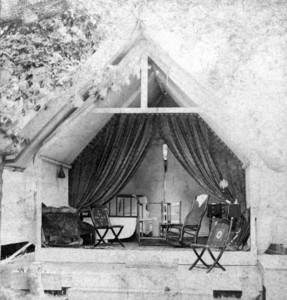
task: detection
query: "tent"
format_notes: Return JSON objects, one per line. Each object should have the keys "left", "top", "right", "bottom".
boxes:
{"left": 1, "top": 30, "right": 287, "bottom": 298}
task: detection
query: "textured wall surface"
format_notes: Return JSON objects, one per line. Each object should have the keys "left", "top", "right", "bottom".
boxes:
{"left": 1, "top": 160, "right": 68, "bottom": 245}
{"left": 40, "top": 161, "right": 69, "bottom": 208}
{"left": 1, "top": 168, "right": 35, "bottom": 245}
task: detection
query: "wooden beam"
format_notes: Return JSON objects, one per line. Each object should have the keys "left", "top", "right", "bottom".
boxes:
{"left": 123, "top": 72, "right": 156, "bottom": 108}
{"left": 0, "top": 155, "right": 3, "bottom": 262}
{"left": 155, "top": 70, "right": 196, "bottom": 107}
{"left": 4, "top": 166, "right": 25, "bottom": 172}
{"left": 34, "top": 157, "right": 43, "bottom": 258}
{"left": 0, "top": 242, "right": 33, "bottom": 265}
{"left": 242, "top": 160, "right": 250, "bottom": 169}
{"left": 141, "top": 54, "right": 148, "bottom": 108}
{"left": 140, "top": 37, "right": 213, "bottom": 106}
{"left": 91, "top": 107, "right": 201, "bottom": 114}
{"left": 41, "top": 156, "right": 71, "bottom": 169}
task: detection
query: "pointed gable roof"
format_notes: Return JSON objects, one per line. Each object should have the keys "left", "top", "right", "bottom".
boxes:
{"left": 5, "top": 33, "right": 248, "bottom": 169}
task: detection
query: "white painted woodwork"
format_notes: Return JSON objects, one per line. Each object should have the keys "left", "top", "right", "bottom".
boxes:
{"left": 91, "top": 107, "right": 201, "bottom": 114}
{"left": 36, "top": 247, "right": 257, "bottom": 266}
{"left": 155, "top": 69, "right": 197, "bottom": 107}
{"left": 242, "top": 160, "right": 250, "bottom": 169}
{"left": 123, "top": 72, "right": 156, "bottom": 108}
{"left": 41, "top": 156, "right": 72, "bottom": 169}
{"left": 139, "top": 37, "right": 214, "bottom": 106}
{"left": 140, "top": 54, "right": 148, "bottom": 108}
{"left": 35, "top": 157, "right": 43, "bottom": 253}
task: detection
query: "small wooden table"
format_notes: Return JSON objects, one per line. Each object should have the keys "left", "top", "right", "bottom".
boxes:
{"left": 207, "top": 202, "right": 241, "bottom": 232}
{"left": 207, "top": 203, "right": 227, "bottom": 232}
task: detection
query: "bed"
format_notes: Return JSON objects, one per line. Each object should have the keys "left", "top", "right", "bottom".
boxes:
{"left": 82, "top": 194, "right": 142, "bottom": 240}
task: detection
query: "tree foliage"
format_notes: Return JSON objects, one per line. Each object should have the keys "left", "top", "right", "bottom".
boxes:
{"left": 0, "top": 2, "right": 102, "bottom": 149}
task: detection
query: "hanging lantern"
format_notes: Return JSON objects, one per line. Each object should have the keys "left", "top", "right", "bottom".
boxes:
{"left": 219, "top": 178, "right": 228, "bottom": 190}
{"left": 57, "top": 165, "right": 66, "bottom": 179}
{"left": 163, "top": 144, "right": 168, "bottom": 161}
{"left": 163, "top": 144, "right": 168, "bottom": 173}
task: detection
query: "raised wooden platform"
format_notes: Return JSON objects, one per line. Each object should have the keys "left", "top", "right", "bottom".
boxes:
{"left": 35, "top": 243, "right": 257, "bottom": 266}
{"left": 0, "top": 246, "right": 264, "bottom": 299}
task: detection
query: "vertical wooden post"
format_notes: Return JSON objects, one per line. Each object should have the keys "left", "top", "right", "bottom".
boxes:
{"left": 0, "top": 155, "right": 4, "bottom": 261}
{"left": 34, "top": 156, "right": 43, "bottom": 259}
{"left": 141, "top": 54, "right": 148, "bottom": 108}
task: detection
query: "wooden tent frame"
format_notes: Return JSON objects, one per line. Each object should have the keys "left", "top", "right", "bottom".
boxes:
{"left": 1, "top": 33, "right": 255, "bottom": 265}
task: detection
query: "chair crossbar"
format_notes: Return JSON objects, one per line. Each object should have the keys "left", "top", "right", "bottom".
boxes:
{"left": 94, "top": 228, "right": 110, "bottom": 247}
{"left": 189, "top": 247, "right": 226, "bottom": 273}
{"left": 109, "top": 226, "right": 124, "bottom": 247}
{"left": 94, "top": 226, "right": 124, "bottom": 247}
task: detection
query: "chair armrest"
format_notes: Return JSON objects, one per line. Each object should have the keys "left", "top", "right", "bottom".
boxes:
{"left": 139, "top": 218, "right": 157, "bottom": 221}
{"left": 183, "top": 224, "right": 199, "bottom": 231}
{"left": 167, "top": 224, "right": 183, "bottom": 229}
{"left": 166, "top": 224, "right": 183, "bottom": 235}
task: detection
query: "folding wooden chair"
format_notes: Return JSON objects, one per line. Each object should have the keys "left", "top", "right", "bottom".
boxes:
{"left": 90, "top": 205, "right": 124, "bottom": 247}
{"left": 189, "top": 218, "right": 234, "bottom": 273}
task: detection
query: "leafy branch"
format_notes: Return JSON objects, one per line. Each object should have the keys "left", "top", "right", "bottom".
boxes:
{"left": 0, "top": 4, "right": 103, "bottom": 150}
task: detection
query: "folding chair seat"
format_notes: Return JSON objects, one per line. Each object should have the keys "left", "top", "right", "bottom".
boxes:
{"left": 189, "top": 218, "right": 234, "bottom": 273}
{"left": 90, "top": 205, "right": 124, "bottom": 247}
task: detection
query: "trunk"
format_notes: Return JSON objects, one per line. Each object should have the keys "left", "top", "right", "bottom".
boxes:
{"left": 0, "top": 155, "right": 4, "bottom": 260}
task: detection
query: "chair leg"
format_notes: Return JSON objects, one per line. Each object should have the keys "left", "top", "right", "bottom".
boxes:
{"left": 206, "top": 248, "right": 226, "bottom": 273}
{"left": 189, "top": 248, "right": 208, "bottom": 270}
{"left": 94, "top": 228, "right": 109, "bottom": 247}
{"left": 110, "top": 227, "right": 124, "bottom": 247}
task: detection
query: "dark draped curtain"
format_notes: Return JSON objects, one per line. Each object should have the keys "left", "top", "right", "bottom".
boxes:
{"left": 69, "top": 114, "right": 154, "bottom": 210}
{"left": 200, "top": 117, "right": 246, "bottom": 208}
{"left": 69, "top": 113, "right": 245, "bottom": 211}
{"left": 157, "top": 114, "right": 245, "bottom": 207}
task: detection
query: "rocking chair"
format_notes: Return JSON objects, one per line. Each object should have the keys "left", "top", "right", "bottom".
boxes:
{"left": 166, "top": 194, "right": 209, "bottom": 247}
{"left": 90, "top": 205, "right": 124, "bottom": 247}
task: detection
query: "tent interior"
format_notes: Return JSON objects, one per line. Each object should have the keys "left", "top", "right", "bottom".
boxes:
{"left": 40, "top": 60, "right": 248, "bottom": 250}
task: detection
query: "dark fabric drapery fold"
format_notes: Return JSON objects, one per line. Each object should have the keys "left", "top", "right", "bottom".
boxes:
{"left": 69, "top": 113, "right": 245, "bottom": 211}
{"left": 200, "top": 117, "right": 246, "bottom": 208}
{"left": 69, "top": 114, "right": 155, "bottom": 210}
{"left": 157, "top": 114, "right": 245, "bottom": 206}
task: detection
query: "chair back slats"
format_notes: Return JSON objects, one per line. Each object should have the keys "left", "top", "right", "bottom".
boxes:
{"left": 163, "top": 201, "right": 182, "bottom": 225}
{"left": 183, "top": 194, "right": 209, "bottom": 226}
{"left": 90, "top": 206, "right": 110, "bottom": 227}
{"left": 207, "top": 219, "right": 231, "bottom": 248}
